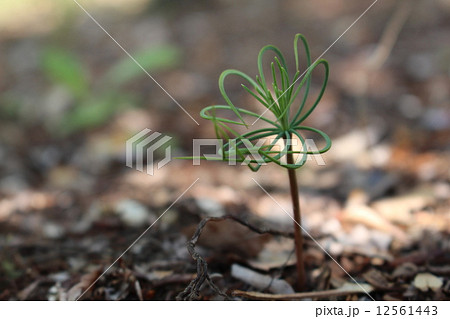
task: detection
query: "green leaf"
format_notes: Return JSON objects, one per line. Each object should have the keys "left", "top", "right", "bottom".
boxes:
{"left": 105, "top": 45, "right": 181, "bottom": 87}
{"left": 60, "top": 94, "right": 131, "bottom": 134}
{"left": 41, "top": 48, "right": 89, "bottom": 98}
{"left": 1, "top": 260, "right": 21, "bottom": 279}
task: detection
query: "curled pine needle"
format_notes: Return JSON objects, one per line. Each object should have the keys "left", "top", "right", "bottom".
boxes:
{"left": 199, "top": 33, "right": 331, "bottom": 171}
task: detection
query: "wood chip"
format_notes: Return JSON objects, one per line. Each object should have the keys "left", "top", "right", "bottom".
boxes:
{"left": 231, "top": 264, "right": 294, "bottom": 294}
{"left": 413, "top": 273, "right": 443, "bottom": 292}
{"left": 363, "top": 268, "right": 396, "bottom": 291}
{"left": 67, "top": 268, "right": 102, "bottom": 301}
{"left": 18, "top": 279, "right": 41, "bottom": 301}
{"left": 392, "top": 262, "right": 418, "bottom": 279}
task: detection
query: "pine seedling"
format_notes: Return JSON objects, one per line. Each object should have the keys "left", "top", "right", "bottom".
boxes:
{"left": 196, "top": 34, "right": 331, "bottom": 290}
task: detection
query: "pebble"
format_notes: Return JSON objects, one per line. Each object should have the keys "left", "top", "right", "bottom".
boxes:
{"left": 406, "top": 54, "right": 435, "bottom": 81}
{"left": 320, "top": 237, "right": 344, "bottom": 256}
{"left": 321, "top": 218, "right": 342, "bottom": 235}
{"left": 370, "top": 230, "right": 392, "bottom": 251}
{"left": 413, "top": 273, "right": 443, "bottom": 292}
{"left": 398, "top": 94, "right": 423, "bottom": 119}
{"left": 71, "top": 201, "right": 103, "bottom": 234}
{"left": 0, "top": 175, "right": 29, "bottom": 195}
{"left": 196, "top": 198, "right": 225, "bottom": 217}
{"left": 115, "top": 199, "right": 155, "bottom": 227}
{"left": 421, "top": 108, "right": 450, "bottom": 131}
{"left": 43, "top": 222, "right": 65, "bottom": 239}
{"left": 347, "top": 224, "right": 371, "bottom": 247}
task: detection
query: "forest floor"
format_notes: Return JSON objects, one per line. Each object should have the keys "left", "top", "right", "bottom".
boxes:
{"left": 0, "top": 0, "right": 449, "bottom": 300}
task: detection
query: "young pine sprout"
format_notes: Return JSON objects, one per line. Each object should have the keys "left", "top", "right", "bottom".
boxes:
{"left": 198, "top": 34, "right": 331, "bottom": 291}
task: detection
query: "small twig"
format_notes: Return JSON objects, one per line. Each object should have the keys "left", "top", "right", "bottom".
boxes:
{"left": 357, "top": 0, "right": 413, "bottom": 152}
{"left": 176, "top": 217, "right": 229, "bottom": 300}
{"left": 313, "top": 265, "right": 332, "bottom": 292}
{"left": 227, "top": 215, "right": 295, "bottom": 238}
{"left": 18, "top": 279, "right": 43, "bottom": 301}
{"left": 176, "top": 215, "right": 295, "bottom": 300}
{"left": 134, "top": 280, "right": 143, "bottom": 301}
{"left": 151, "top": 274, "right": 197, "bottom": 288}
{"left": 367, "top": 0, "right": 413, "bottom": 69}
{"left": 232, "top": 286, "right": 373, "bottom": 301}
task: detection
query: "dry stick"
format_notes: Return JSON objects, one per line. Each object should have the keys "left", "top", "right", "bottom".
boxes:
{"left": 176, "top": 215, "right": 295, "bottom": 300}
{"left": 232, "top": 287, "right": 371, "bottom": 301}
{"left": 357, "top": 0, "right": 412, "bottom": 149}
{"left": 176, "top": 217, "right": 229, "bottom": 301}
{"left": 367, "top": 0, "right": 413, "bottom": 70}
{"left": 286, "top": 136, "right": 306, "bottom": 291}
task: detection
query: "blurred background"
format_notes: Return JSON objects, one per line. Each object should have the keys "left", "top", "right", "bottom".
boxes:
{"left": 0, "top": 0, "right": 449, "bottom": 300}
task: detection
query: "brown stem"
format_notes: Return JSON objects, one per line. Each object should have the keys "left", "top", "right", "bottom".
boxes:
{"left": 286, "top": 137, "right": 306, "bottom": 291}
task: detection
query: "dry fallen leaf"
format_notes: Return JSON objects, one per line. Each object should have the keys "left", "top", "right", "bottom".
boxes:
{"left": 248, "top": 237, "right": 295, "bottom": 271}
{"left": 182, "top": 219, "right": 271, "bottom": 258}
{"left": 337, "top": 282, "right": 374, "bottom": 294}
{"left": 67, "top": 268, "right": 102, "bottom": 301}
{"left": 342, "top": 202, "right": 407, "bottom": 242}
{"left": 363, "top": 268, "right": 395, "bottom": 291}
{"left": 18, "top": 279, "right": 41, "bottom": 301}
{"left": 372, "top": 193, "right": 433, "bottom": 225}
